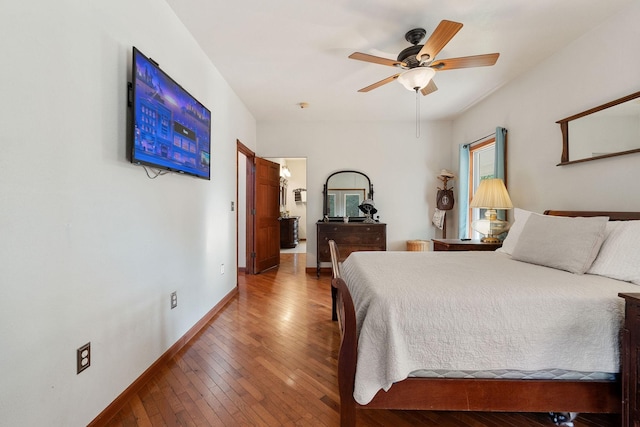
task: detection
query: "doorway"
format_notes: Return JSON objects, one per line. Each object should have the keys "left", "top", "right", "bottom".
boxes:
{"left": 237, "top": 145, "right": 308, "bottom": 274}
{"left": 265, "top": 158, "right": 307, "bottom": 255}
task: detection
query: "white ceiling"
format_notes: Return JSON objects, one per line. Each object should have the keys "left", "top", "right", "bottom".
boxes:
{"left": 165, "top": 0, "right": 632, "bottom": 122}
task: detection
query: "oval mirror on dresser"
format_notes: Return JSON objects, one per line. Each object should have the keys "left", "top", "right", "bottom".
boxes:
{"left": 322, "top": 170, "right": 374, "bottom": 221}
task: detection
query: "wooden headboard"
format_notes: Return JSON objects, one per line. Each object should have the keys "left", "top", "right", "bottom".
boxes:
{"left": 544, "top": 210, "right": 640, "bottom": 221}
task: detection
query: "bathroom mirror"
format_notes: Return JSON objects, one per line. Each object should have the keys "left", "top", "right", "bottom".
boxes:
{"left": 557, "top": 90, "right": 640, "bottom": 165}
{"left": 322, "top": 170, "right": 373, "bottom": 222}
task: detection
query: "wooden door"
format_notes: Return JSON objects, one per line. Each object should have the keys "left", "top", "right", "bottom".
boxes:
{"left": 254, "top": 157, "right": 280, "bottom": 273}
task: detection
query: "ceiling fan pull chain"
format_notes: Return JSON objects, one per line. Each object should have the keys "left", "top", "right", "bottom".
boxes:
{"left": 415, "top": 88, "right": 420, "bottom": 138}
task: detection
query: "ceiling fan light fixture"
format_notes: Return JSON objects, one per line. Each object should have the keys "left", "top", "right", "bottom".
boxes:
{"left": 397, "top": 67, "right": 436, "bottom": 91}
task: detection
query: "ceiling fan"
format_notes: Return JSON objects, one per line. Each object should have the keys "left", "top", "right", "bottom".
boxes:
{"left": 349, "top": 20, "right": 499, "bottom": 96}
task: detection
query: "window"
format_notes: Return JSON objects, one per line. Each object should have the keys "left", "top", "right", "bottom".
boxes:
{"left": 469, "top": 139, "right": 495, "bottom": 238}
{"left": 457, "top": 127, "right": 507, "bottom": 240}
{"left": 344, "top": 194, "right": 362, "bottom": 217}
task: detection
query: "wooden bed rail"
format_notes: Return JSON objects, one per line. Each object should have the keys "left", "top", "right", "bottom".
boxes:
{"left": 332, "top": 277, "right": 358, "bottom": 427}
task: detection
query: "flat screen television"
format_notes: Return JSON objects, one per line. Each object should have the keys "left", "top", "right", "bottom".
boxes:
{"left": 130, "top": 47, "right": 211, "bottom": 180}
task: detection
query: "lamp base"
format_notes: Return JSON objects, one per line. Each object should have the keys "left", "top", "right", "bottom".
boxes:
{"left": 471, "top": 218, "right": 511, "bottom": 244}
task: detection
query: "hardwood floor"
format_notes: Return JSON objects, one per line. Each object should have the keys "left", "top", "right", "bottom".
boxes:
{"left": 105, "top": 253, "right": 618, "bottom": 426}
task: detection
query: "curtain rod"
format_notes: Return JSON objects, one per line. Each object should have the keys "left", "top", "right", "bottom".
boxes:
{"left": 462, "top": 130, "right": 505, "bottom": 148}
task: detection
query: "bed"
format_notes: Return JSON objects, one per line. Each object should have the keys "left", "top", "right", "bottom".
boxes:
{"left": 332, "top": 210, "right": 640, "bottom": 426}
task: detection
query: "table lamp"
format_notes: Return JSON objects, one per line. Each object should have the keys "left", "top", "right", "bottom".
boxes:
{"left": 469, "top": 178, "right": 513, "bottom": 243}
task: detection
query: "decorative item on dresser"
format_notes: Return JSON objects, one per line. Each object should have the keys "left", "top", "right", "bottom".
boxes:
{"left": 279, "top": 216, "right": 299, "bottom": 249}
{"left": 316, "top": 222, "right": 386, "bottom": 278}
{"left": 432, "top": 238, "right": 501, "bottom": 251}
{"left": 357, "top": 199, "right": 377, "bottom": 224}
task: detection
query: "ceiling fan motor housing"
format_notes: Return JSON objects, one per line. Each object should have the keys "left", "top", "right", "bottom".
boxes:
{"left": 398, "top": 28, "right": 428, "bottom": 68}
{"left": 397, "top": 45, "right": 423, "bottom": 68}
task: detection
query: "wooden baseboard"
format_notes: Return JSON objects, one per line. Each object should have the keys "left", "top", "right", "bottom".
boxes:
{"left": 88, "top": 286, "right": 239, "bottom": 426}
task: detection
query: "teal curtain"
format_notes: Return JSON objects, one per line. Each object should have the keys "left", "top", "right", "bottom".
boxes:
{"left": 495, "top": 127, "right": 507, "bottom": 221}
{"left": 458, "top": 144, "right": 470, "bottom": 238}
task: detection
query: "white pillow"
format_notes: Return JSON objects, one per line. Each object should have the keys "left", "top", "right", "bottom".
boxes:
{"left": 587, "top": 221, "right": 640, "bottom": 284}
{"left": 511, "top": 214, "right": 609, "bottom": 274}
{"left": 496, "top": 208, "right": 539, "bottom": 256}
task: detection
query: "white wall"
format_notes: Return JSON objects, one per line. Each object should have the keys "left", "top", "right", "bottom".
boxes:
{"left": 0, "top": 1, "right": 255, "bottom": 425}
{"left": 258, "top": 120, "right": 452, "bottom": 267}
{"left": 451, "top": 2, "right": 640, "bottom": 226}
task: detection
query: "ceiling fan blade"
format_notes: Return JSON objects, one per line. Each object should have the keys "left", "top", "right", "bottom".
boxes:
{"left": 430, "top": 53, "right": 500, "bottom": 70}
{"left": 421, "top": 80, "right": 438, "bottom": 96}
{"left": 349, "top": 52, "right": 406, "bottom": 68}
{"left": 416, "top": 20, "right": 463, "bottom": 63}
{"left": 357, "top": 74, "right": 400, "bottom": 92}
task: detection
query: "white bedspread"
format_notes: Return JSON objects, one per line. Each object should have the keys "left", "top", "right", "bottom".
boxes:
{"left": 341, "top": 251, "right": 640, "bottom": 405}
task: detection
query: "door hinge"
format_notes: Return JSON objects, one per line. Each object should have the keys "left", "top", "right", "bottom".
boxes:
{"left": 251, "top": 252, "right": 256, "bottom": 258}
{"left": 251, "top": 208, "right": 256, "bottom": 215}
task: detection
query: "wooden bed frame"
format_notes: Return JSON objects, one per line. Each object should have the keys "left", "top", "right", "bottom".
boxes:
{"left": 332, "top": 210, "right": 640, "bottom": 427}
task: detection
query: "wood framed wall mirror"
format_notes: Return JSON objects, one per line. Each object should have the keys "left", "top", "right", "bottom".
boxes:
{"left": 557, "top": 90, "right": 640, "bottom": 166}
{"left": 322, "top": 170, "right": 374, "bottom": 222}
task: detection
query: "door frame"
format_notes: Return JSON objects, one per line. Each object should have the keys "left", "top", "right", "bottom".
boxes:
{"left": 237, "top": 140, "right": 255, "bottom": 275}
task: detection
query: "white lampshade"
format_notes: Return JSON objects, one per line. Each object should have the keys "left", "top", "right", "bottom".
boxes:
{"left": 469, "top": 178, "right": 513, "bottom": 209}
{"left": 397, "top": 67, "right": 436, "bottom": 91}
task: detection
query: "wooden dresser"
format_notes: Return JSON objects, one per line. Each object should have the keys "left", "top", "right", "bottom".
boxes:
{"left": 619, "top": 292, "right": 640, "bottom": 426}
{"left": 316, "top": 222, "right": 386, "bottom": 277}
{"left": 279, "top": 216, "right": 299, "bottom": 249}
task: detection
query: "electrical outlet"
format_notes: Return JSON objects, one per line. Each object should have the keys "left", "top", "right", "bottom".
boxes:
{"left": 170, "top": 291, "right": 177, "bottom": 309}
{"left": 230, "top": 201, "right": 234, "bottom": 211}
{"left": 77, "top": 342, "right": 90, "bottom": 374}
{"left": 220, "top": 263, "right": 225, "bottom": 275}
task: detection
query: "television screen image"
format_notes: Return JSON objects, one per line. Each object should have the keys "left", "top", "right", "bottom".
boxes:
{"left": 131, "top": 47, "right": 211, "bottom": 180}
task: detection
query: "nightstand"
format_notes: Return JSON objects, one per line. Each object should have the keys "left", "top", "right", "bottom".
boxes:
{"left": 619, "top": 293, "right": 640, "bottom": 426}
{"left": 432, "top": 238, "right": 502, "bottom": 252}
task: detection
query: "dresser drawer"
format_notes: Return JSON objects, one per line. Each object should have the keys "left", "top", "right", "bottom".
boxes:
{"left": 319, "top": 231, "right": 385, "bottom": 245}
{"left": 316, "top": 222, "right": 387, "bottom": 266}
{"left": 318, "top": 241, "right": 386, "bottom": 261}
